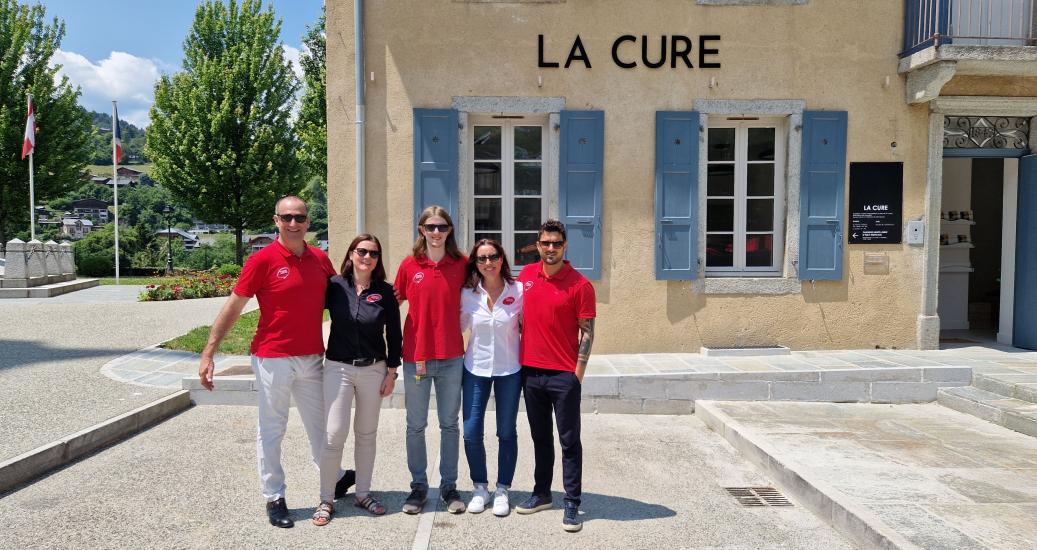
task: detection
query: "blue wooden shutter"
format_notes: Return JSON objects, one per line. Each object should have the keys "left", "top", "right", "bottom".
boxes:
{"left": 413, "top": 108, "right": 459, "bottom": 228}
{"left": 655, "top": 111, "right": 700, "bottom": 280}
{"left": 1014, "top": 155, "right": 1037, "bottom": 350}
{"left": 799, "top": 111, "right": 848, "bottom": 280}
{"left": 559, "top": 110, "right": 604, "bottom": 279}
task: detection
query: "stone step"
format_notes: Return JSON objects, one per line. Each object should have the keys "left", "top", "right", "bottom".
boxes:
{"left": 973, "top": 373, "right": 1037, "bottom": 404}
{"left": 937, "top": 386, "right": 1037, "bottom": 438}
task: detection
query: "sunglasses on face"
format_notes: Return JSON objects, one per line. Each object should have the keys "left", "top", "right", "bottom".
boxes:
{"left": 475, "top": 253, "right": 501, "bottom": 264}
{"left": 422, "top": 223, "right": 451, "bottom": 233}
{"left": 353, "top": 247, "right": 381, "bottom": 259}
{"left": 276, "top": 214, "right": 308, "bottom": 223}
{"left": 538, "top": 240, "right": 565, "bottom": 249}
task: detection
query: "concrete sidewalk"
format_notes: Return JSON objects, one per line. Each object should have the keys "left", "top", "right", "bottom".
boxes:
{"left": 0, "top": 408, "right": 850, "bottom": 550}
{"left": 700, "top": 401, "right": 1037, "bottom": 549}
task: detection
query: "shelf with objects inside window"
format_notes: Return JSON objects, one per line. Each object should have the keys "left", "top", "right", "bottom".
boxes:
{"left": 938, "top": 208, "right": 975, "bottom": 330}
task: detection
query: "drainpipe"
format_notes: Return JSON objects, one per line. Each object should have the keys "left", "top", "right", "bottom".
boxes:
{"left": 355, "top": 0, "right": 366, "bottom": 233}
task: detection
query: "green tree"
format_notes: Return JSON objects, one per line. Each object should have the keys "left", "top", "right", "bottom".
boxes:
{"left": 146, "top": 0, "right": 303, "bottom": 264}
{"left": 0, "top": 0, "right": 92, "bottom": 245}
{"left": 296, "top": 11, "right": 325, "bottom": 188}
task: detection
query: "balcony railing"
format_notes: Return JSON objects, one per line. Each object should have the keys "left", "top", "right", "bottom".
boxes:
{"left": 902, "top": 0, "right": 1037, "bottom": 56}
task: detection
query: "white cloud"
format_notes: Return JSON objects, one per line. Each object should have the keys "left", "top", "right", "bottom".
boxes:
{"left": 282, "top": 44, "right": 305, "bottom": 82}
{"left": 51, "top": 49, "right": 161, "bottom": 127}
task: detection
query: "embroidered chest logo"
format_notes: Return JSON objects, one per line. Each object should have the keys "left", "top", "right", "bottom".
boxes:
{"left": 524, "top": 280, "right": 533, "bottom": 291}
{"left": 412, "top": 272, "right": 425, "bottom": 284}
{"left": 502, "top": 296, "right": 516, "bottom": 305}
{"left": 366, "top": 293, "right": 382, "bottom": 303}
{"left": 275, "top": 267, "right": 290, "bottom": 280}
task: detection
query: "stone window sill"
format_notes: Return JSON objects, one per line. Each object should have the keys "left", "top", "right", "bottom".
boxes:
{"left": 697, "top": 0, "right": 806, "bottom": 5}
{"left": 693, "top": 277, "right": 802, "bottom": 295}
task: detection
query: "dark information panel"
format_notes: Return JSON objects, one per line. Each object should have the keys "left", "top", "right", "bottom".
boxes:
{"left": 848, "top": 162, "right": 903, "bottom": 244}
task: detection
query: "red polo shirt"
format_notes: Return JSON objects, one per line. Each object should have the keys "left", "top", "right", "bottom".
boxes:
{"left": 233, "top": 239, "right": 336, "bottom": 357}
{"left": 518, "top": 261, "right": 596, "bottom": 372}
{"left": 394, "top": 253, "right": 466, "bottom": 362}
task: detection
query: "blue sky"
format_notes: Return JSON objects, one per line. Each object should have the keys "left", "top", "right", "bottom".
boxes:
{"left": 41, "top": 0, "right": 325, "bottom": 127}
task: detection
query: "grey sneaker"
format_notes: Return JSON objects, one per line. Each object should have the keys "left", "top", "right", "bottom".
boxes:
{"left": 492, "top": 486, "right": 510, "bottom": 517}
{"left": 562, "top": 501, "right": 582, "bottom": 532}
{"left": 516, "top": 493, "right": 552, "bottom": 514}
{"left": 442, "top": 487, "right": 466, "bottom": 514}
{"left": 402, "top": 488, "right": 427, "bottom": 514}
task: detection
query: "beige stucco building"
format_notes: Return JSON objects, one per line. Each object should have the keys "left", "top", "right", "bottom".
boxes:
{"left": 326, "top": 0, "right": 1037, "bottom": 353}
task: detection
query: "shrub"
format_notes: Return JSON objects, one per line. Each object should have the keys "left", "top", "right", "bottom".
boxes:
{"left": 139, "top": 271, "right": 237, "bottom": 301}
{"left": 78, "top": 254, "right": 115, "bottom": 277}
{"left": 216, "top": 263, "right": 241, "bottom": 277}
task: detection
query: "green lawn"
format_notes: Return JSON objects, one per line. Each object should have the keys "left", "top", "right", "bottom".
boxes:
{"left": 99, "top": 276, "right": 174, "bottom": 286}
{"left": 161, "top": 309, "right": 259, "bottom": 355}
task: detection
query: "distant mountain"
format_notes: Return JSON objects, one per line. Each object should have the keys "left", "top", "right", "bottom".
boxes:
{"left": 87, "top": 110, "right": 148, "bottom": 165}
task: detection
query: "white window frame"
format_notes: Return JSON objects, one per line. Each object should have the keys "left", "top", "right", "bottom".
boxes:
{"left": 705, "top": 117, "right": 787, "bottom": 277}
{"left": 467, "top": 115, "right": 549, "bottom": 268}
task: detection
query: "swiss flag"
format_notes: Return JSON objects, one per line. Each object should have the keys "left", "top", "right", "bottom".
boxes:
{"left": 21, "top": 96, "right": 35, "bottom": 160}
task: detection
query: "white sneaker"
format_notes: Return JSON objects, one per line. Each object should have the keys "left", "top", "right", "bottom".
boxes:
{"left": 468, "top": 484, "right": 490, "bottom": 514}
{"left": 492, "top": 486, "right": 510, "bottom": 517}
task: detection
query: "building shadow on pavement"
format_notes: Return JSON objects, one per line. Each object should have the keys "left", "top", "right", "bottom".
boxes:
{"left": 0, "top": 338, "right": 136, "bottom": 370}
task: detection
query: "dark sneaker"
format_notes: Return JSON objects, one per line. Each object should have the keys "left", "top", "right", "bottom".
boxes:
{"left": 562, "top": 501, "right": 582, "bottom": 532}
{"left": 442, "top": 487, "right": 466, "bottom": 514}
{"left": 266, "top": 497, "right": 294, "bottom": 528}
{"left": 334, "top": 469, "right": 356, "bottom": 499}
{"left": 515, "top": 493, "right": 552, "bottom": 515}
{"left": 402, "top": 488, "right": 428, "bottom": 514}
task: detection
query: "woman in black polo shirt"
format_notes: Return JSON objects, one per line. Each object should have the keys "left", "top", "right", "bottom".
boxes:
{"left": 313, "top": 234, "right": 402, "bottom": 526}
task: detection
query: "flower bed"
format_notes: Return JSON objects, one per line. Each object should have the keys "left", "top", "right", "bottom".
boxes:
{"left": 139, "top": 271, "right": 237, "bottom": 301}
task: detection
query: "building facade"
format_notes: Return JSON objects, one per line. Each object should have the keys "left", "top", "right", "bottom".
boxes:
{"left": 326, "top": 0, "right": 1037, "bottom": 353}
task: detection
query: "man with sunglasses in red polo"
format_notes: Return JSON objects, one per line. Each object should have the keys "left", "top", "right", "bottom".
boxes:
{"left": 514, "top": 219, "right": 596, "bottom": 532}
{"left": 197, "top": 196, "right": 354, "bottom": 528}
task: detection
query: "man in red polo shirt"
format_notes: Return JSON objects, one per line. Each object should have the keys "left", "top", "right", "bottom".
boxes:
{"left": 514, "top": 219, "right": 596, "bottom": 533}
{"left": 198, "top": 196, "right": 351, "bottom": 528}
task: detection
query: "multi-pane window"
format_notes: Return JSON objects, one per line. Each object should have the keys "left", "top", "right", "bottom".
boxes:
{"left": 470, "top": 118, "right": 546, "bottom": 266}
{"left": 705, "top": 119, "right": 786, "bottom": 275}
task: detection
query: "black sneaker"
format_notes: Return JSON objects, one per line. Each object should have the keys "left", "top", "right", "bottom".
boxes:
{"left": 562, "top": 501, "right": 582, "bottom": 532}
{"left": 334, "top": 469, "right": 356, "bottom": 499}
{"left": 441, "top": 486, "right": 466, "bottom": 514}
{"left": 515, "top": 493, "right": 552, "bottom": 515}
{"left": 266, "top": 497, "right": 294, "bottom": 528}
{"left": 402, "top": 488, "right": 428, "bottom": 514}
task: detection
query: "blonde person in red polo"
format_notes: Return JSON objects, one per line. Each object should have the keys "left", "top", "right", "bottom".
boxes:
{"left": 394, "top": 205, "right": 468, "bottom": 515}
{"left": 197, "top": 196, "right": 351, "bottom": 529}
{"left": 514, "top": 219, "right": 596, "bottom": 533}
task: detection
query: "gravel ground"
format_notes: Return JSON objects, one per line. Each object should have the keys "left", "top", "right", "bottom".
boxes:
{"left": 0, "top": 407, "right": 850, "bottom": 550}
{"left": 0, "top": 287, "right": 254, "bottom": 461}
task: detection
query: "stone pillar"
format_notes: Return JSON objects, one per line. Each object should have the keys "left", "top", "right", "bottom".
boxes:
{"left": 59, "top": 241, "right": 75, "bottom": 279}
{"left": 26, "top": 239, "right": 46, "bottom": 286}
{"left": 43, "top": 241, "right": 61, "bottom": 283}
{"left": 3, "top": 239, "right": 29, "bottom": 287}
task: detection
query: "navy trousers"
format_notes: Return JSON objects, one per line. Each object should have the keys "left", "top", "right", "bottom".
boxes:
{"left": 521, "top": 366, "right": 582, "bottom": 506}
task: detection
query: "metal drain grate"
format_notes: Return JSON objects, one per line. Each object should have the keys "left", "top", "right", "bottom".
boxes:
{"left": 724, "top": 487, "right": 793, "bottom": 507}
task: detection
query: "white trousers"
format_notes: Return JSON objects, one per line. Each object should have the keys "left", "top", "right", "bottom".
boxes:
{"left": 252, "top": 354, "right": 326, "bottom": 503}
{"left": 320, "top": 359, "right": 387, "bottom": 502}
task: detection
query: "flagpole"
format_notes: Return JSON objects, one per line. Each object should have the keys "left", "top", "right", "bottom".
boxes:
{"left": 112, "top": 100, "right": 120, "bottom": 284}
{"left": 27, "top": 93, "right": 36, "bottom": 241}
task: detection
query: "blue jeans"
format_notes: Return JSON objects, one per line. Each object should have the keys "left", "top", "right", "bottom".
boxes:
{"left": 403, "top": 357, "right": 463, "bottom": 491}
{"left": 462, "top": 369, "right": 522, "bottom": 487}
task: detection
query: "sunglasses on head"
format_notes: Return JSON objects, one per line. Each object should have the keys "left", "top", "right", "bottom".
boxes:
{"left": 538, "top": 240, "right": 565, "bottom": 249}
{"left": 476, "top": 253, "right": 501, "bottom": 264}
{"left": 422, "top": 223, "right": 451, "bottom": 233}
{"left": 276, "top": 214, "right": 308, "bottom": 223}
{"left": 353, "top": 247, "right": 380, "bottom": 259}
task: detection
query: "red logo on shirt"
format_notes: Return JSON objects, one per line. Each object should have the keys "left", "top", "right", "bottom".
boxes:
{"left": 524, "top": 280, "right": 533, "bottom": 290}
{"left": 367, "top": 293, "right": 382, "bottom": 303}
{"left": 413, "top": 272, "right": 425, "bottom": 283}
{"left": 502, "top": 297, "right": 515, "bottom": 305}
{"left": 276, "top": 267, "right": 290, "bottom": 280}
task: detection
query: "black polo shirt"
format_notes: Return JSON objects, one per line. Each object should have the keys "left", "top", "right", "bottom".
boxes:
{"left": 325, "top": 275, "right": 403, "bottom": 368}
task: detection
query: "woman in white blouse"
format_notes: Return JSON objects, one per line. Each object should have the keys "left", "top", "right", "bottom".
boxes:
{"left": 460, "top": 238, "right": 523, "bottom": 517}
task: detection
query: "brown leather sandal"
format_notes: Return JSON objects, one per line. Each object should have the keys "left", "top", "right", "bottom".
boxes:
{"left": 355, "top": 495, "right": 386, "bottom": 516}
{"left": 312, "top": 501, "right": 334, "bottom": 526}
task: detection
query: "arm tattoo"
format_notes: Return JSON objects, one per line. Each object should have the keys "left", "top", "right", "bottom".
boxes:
{"left": 577, "top": 318, "right": 595, "bottom": 362}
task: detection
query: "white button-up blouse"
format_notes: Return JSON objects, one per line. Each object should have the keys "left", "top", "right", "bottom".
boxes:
{"left": 460, "top": 280, "right": 523, "bottom": 377}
